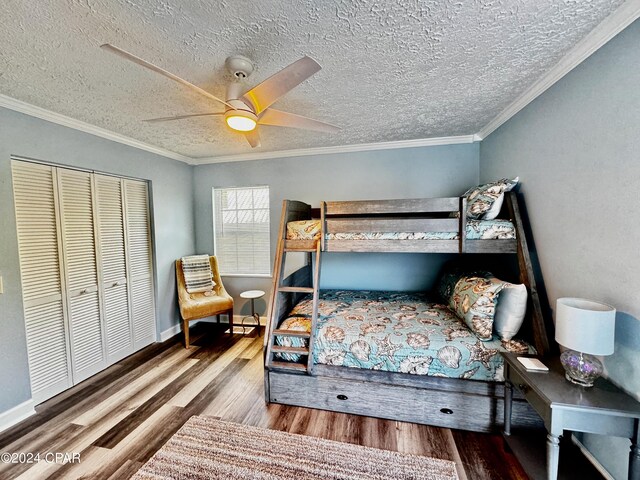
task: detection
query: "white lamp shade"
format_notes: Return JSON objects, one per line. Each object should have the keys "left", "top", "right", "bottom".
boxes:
{"left": 555, "top": 297, "right": 616, "bottom": 355}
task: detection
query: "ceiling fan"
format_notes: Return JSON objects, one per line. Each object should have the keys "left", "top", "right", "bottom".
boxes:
{"left": 101, "top": 44, "right": 339, "bottom": 148}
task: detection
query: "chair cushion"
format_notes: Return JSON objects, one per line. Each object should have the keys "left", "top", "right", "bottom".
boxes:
{"left": 179, "top": 291, "right": 233, "bottom": 321}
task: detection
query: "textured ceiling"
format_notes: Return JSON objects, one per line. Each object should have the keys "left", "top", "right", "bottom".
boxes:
{"left": 0, "top": 0, "right": 626, "bottom": 159}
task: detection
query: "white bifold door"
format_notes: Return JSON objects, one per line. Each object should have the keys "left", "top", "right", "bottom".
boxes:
{"left": 58, "top": 168, "right": 106, "bottom": 383}
{"left": 11, "top": 161, "right": 156, "bottom": 404}
{"left": 124, "top": 180, "right": 156, "bottom": 351}
{"left": 11, "top": 162, "right": 73, "bottom": 402}
{"left": 95, "top": 174, "right": 133, "bottom": 365}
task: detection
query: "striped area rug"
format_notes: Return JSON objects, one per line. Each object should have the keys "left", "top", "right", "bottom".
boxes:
{"left": 132, "top": 416, "right": 459, "bottom": 480}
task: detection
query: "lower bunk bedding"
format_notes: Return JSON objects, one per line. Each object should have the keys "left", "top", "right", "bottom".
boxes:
{"left": 276, "top": 290, "right": 533, "bottom": 382}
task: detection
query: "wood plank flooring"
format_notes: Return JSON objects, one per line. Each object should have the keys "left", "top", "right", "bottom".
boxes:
{"left": 0, "top": 324, "right": 578, "bottom": 479}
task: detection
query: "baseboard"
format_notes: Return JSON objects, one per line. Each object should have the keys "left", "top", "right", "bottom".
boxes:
{"left": 571, "top": 435, "right": 615, "bottom": 480}
{"left": 159, "top": 323, "right": 182, "bottom": 342}
{"left": 0, "top": 399, "right": 36, "bottom": 433}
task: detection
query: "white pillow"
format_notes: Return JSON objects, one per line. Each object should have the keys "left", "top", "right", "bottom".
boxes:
{"left": 482, "top": 176, "right": 519, "bottom": 220}
{"left": 494, "top": 283, "right": 527, "bottom": 340}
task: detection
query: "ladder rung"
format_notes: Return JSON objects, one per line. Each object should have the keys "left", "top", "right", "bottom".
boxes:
{"left": 278, "top": 286, "right": 314, "bottom": 293}
{"left": 272, "top": 345, "right": 309, "bottom": 354}
{"left": 284, "top": 240, "right": 318, "bottom": 252}
{"left": 269, "top": 361, "right": 308, "bottom": 372}
{"left": 273, "top": 329, "right": 311, "bottom": 338}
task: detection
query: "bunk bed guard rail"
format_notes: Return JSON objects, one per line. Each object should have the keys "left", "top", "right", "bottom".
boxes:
{"left": 321, "top": 197, "right": 465, "bottom": 253}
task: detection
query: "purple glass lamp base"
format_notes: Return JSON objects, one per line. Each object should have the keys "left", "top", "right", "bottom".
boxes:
{"left": 560, "top": 350, "right": 603, "bottom": 387}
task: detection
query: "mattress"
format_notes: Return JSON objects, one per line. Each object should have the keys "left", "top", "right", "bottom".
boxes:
{"left": 276, "top": 290, "right": 533, "bottom": 382}
{"left": 286, "top": 219, "right": 516, "bottom": 241}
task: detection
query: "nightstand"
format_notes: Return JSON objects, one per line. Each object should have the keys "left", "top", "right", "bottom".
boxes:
{"left": 502, "top": 352, "right": 640, "bottom": 480}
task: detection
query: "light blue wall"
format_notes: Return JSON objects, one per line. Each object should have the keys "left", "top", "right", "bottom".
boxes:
{"left": 0, "top": 107, "right": 195, "bottom": 413}
{"left": 193, "top": 144, "right": 479, "bottom": 317}
{"left": 480, "top": 18, "right": 640, "bottom": 480}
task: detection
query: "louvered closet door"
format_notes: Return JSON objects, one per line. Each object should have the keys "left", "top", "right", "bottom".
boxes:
{"left": 57, "top": 168, "right": 106, "bottom": 383}
{"left": 11, "top": 161, "right": 72, "bottom": 404}
{"left": 123, "top": 179, "right": 156, "bottom": 350}
{"left": 95, "top": 174, "right": 133, "bottom": 364}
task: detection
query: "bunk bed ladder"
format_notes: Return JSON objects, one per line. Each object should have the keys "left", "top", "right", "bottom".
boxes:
{"left": 265, "top": 202, "right": 321, "bottom": 375}
{"left": 305, "top": 241, "right": 321, "bottom": 373}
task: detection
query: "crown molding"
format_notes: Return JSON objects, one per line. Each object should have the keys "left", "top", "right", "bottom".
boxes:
{"left": 476, "top": 0, "right": 640, "bottom": 140}
{"left": 0, "top": 94, "right": 194, "bottom": 164}
{"left": 192, "top": 135, "right": 478, "bottom": 164}
{"left": 0, "top": 93, "right": 476, "bottom": 165}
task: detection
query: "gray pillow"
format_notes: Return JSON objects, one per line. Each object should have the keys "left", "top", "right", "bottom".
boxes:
{"left": 494, "top": 284, "right": 528, "bottom": 340}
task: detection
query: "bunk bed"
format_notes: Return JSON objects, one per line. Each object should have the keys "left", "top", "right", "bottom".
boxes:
{"left": 264, "top": 192, "right": 553, "bottom": 433}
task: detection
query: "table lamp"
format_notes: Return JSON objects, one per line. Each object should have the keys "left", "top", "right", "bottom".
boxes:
{"left": 555, "top": 297, "right": 616, "bottom": 387}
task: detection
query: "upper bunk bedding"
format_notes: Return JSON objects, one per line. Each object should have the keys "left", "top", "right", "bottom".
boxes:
{"left": 276, "top": 290, "right": 533, "bottom": 382}
{"left": 287, "top": 218, "right": 516, "bottom": 241}
{"left": 280, "top": 188, "right": 524, "bottom": 254}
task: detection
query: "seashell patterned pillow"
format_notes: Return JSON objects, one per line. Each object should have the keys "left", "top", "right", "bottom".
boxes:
{"left": 286, "top": 219, "right": 321, "bottom": 240}
{"left": 448, "top": 273, "right": 506, "bottom": 341}
{"left": 442, "top": 270, "right": 528, "bottom": 342}
{"left": 463, "top": 177, "right": 519, "bottom": 220}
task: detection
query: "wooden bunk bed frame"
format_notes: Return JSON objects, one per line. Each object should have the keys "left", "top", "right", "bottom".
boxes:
{"left": 264, "top": 192, "right": 553, "bottom": 433}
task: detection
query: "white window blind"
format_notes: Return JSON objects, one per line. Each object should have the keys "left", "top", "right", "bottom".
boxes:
{"left": 213, "top": 186, "right": 270, "bottom": 275}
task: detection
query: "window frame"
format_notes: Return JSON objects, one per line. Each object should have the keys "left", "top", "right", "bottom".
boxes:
{"left": 212, "top": 185, "right": 272, "bottom": 277}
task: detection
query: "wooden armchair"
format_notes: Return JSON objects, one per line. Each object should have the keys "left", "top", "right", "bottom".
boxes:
{"left": 175, "top": 255, "right": 234, "bottom": 347}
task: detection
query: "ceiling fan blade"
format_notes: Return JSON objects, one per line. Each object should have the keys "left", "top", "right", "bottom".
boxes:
{"left": 244, "top": 128, "right": 261, "bottom": 148}
{"left": 100, "top": 44, "right": 234, "bottom": 110}
{"left": 258, "top": 108, "right": 340, "bottom": 133}
{"left": 143, "top": 112, "right": 224, "bottom": 123}
{"left": 241, "top": 56, "right": 321, "bottom": 115}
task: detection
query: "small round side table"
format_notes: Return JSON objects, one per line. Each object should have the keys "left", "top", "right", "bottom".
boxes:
{"left": 240, "top": 290, "right": 265, "bottom": 336}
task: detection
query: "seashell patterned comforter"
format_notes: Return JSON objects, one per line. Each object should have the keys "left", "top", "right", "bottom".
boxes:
{"left": 285, "top": 219, "right": 516, "bottom": 241}
{"left": 276, "top": 290, "right": 533, "bottom": 382}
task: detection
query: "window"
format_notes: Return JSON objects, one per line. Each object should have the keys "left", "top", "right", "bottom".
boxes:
{"left": 213, "top": 186, "right": 270, "bottom": 275}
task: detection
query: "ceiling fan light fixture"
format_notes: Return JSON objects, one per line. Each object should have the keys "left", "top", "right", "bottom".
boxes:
{"left": 101, "top": 45, "right": 337, "bottom": 144}
{"left": 226, "top": 115, "right": 257, "bottom": 132}
{"left": 225, "top": 111, "right": 257, "bottom": 132}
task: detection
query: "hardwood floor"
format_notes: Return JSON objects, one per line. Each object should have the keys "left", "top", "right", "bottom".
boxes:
{"left": 0, "top": 324, "right": 530, "bottom": 479}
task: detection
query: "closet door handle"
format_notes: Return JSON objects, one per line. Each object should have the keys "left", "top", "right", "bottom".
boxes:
{"left": 80, "top": 288, "right": 88, "bottom": 295}
{"left": 112, "top": 281, "right": 120, "bottom": 287}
